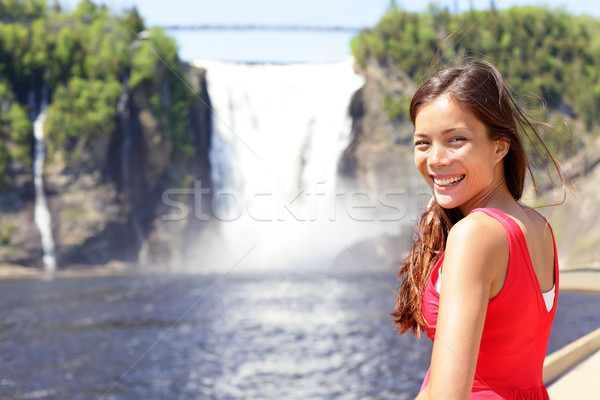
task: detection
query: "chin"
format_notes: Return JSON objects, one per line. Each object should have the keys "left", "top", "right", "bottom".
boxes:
{"left": 434, "top": 196, "right": 462, "bottom": 210}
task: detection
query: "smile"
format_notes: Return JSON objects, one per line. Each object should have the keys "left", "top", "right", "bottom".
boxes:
{"left": 432, "top": 175, "right": 465, "bottom": 187}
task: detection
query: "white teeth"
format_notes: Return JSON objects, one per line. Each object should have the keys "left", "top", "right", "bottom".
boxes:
{"left": 433, "top": 175, "right": 465, "bottom": 186}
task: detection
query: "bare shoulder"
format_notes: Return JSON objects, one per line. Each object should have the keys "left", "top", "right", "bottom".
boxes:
{"left": 447, "top": 211, "right": 508, "bottom": 253}
{"left": 444, "top": 211, "right": 509, "bottom": 285}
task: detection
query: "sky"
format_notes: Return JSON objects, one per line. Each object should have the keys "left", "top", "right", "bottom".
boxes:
{"left": 65, "top": 0, "right": 600, "bottom": 63}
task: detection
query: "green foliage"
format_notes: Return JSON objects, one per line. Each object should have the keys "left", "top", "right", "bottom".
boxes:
{"left": 0, "top": 223, "right": 17, "bottom": 245}
{"left": 8, "top": 102, "right": 32, "bottom": 161}
{"left": 352, "top": 6, "right": 600, "bottom": 160}
{"left": 61, "top": 204, "right": 83, "bottom": 223}
{"left": 0, "top": 0, "right": 47, "bottom": 21}
{"left": 0, "top": 22, "right": 30, "bottom": 81}
{"left": 129, "top": 41, "right": 156, "bottom": 89}
{"left": 382, "top": 94, "right": 411, "bottom": 120}
{"left": 130, "top": 27, "right": 179, "bottom": 89}
{"left": 0, "top": 81, "right": 32, "bottom": 185}
{"left": 0, "top": 0, "right": 194, "bottom": 186}
{"left": 123, "top": 6, "right": 145, "bottom": 35}
{"left": 70, "top": 0, "right": 105, "bottom": 23}
{"left": 45, "top": 77, "right": 122, "bottom": 154}
{"left": 170, "top": 86, "right": 195, "bottom": 158}
{"left": 81, "top": 17, "right": 131, "bottom": 80}
{"left": 45, "top": 2, "right": 131, "bottom": 84}
{"left": 129, "top": 26, "right": 194, "bottom": 160}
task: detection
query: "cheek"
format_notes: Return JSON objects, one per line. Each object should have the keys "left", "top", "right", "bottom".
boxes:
{"left": 414, "top": 155, "right": 433, "bottom": 187}
{"left": 468, "top": 155, "right": 496, "bottom": 183}
{"left": 477, "top": 151, "right": 497, "bottom": 172}
{"left": 414, "top": 154, "right": 427, "bottom": 175}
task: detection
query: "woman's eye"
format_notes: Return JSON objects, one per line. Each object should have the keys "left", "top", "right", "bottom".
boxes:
{"left": 449, "top": 137, "right": 466, "bottom": 143}
{"left": 414, "top": 140, "right": 429, "bottom": 147}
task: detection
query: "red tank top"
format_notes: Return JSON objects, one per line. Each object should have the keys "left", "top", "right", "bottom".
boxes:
{"left": 420, "top": 208, "right": 559, "bottom": 399}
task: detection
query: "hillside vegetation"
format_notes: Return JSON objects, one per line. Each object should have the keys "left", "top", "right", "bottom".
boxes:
{"left": 351, "top": 5, "right": 600, "bottom": 162}
{"left": 0, "top": 0, "right": 194, "bottom": 187}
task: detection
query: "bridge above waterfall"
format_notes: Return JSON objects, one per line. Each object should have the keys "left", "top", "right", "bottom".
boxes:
{"left": 158, "top": 24, "right": 367, "bottom": 32}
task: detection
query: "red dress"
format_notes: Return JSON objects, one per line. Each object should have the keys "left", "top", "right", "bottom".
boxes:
{"left": 420, "top": 208, "right": 559, "bottom": 399}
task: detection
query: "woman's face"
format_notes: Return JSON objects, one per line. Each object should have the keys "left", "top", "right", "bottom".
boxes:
{"left": 413, "top": 94, "right": 506, "bottom": 212}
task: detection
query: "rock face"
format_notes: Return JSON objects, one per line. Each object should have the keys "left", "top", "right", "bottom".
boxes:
{"left": 335, "top": 60, "right": 432, "bottom": 271}
{"left": 0, "top": 176, "right": 40, "bottom": 267}
{"left": 339, "top": 59, "right": 430, "bottom": 207}
{"left": 144, "top": 65, "right": 214, "bottom": 270}
{"left": 549, "top": 138, "right": 600, "bottom": 270}
{"left": 0, "top": 64, "right": 213, "bottom": 270}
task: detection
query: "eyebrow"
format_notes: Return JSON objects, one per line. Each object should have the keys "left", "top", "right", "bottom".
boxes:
{"left": 413, "top": 126, "right": 474, "bottom": 137}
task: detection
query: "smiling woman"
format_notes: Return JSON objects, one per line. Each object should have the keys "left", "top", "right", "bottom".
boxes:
{"left": 392, "top": 61, "right": 565, "bottom": 399}
{"left": 413, "top": 94, "right": 509, "bottom": 214}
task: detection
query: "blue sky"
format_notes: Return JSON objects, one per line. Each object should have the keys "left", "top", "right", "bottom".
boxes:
{"left": 68, "top": 1, "right": 600, "bottom": 63}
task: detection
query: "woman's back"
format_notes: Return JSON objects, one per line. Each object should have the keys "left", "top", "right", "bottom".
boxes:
{"left": 507, "top": 207, "right": 555, "bottom": 294}
{"left": 421, "top": 207, "right": 558, "bottom": 398}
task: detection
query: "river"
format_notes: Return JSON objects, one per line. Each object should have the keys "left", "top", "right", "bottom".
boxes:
{"left": 1, "top": 271, "right": 599, "bottom": 399}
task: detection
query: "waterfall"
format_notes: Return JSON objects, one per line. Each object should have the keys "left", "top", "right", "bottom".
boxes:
{"left": 117, "top": 75, "right": 148, "bottom": 266}
{"left": 31, "top": 82, "right": 57, "bottom": 271}
{"left": 191, "top": 58, "right": 401, "bottom": 272}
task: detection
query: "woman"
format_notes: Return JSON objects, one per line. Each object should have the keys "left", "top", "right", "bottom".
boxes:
{"left": 393, "top": 61, "right": 562, "bottom": 399}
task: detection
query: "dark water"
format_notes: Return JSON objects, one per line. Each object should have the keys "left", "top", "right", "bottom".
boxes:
{"left": 0, "top": 271, "right": 599, "bottom": 400}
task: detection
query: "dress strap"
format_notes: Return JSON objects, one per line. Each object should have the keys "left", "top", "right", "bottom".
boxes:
{"left": 468, "top": 207, "right": 527, "bottom": 260}
{"left": 468, "top": 207, "right": 520, "bottom": 235}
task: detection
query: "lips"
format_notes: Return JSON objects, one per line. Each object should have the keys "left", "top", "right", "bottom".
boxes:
{"left": 432, "top": 174, "right": 465, "bottom": 187}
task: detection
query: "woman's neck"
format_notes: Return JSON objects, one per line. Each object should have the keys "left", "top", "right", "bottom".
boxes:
{"left": 458, "top": 178, "right": 517, "bottom": 216}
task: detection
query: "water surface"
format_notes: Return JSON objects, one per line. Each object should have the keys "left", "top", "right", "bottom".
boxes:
{"left": 0, "top": 271, "right": 598, "bottom": 399}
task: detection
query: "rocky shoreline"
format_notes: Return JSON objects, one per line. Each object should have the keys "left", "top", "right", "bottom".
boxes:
{"left": 0, "top": 262, "right": 132, "bottom": 280}
{"left": 3, "top": 262, "right": 600, "bottom": 290}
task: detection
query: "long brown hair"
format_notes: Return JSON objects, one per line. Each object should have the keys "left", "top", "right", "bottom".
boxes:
{"left": 392, "top": 61, "right": 563, "bottom": 337}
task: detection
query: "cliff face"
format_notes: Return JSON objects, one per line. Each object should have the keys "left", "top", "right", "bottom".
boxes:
{"left": 336, "top": 60, "right": 432, "bottom": 268}
{"left": 0, "top": 170, "right": 38, "bottom": 266}
{"left": 144, "top": 65, "right": 214, "bottom": 269}
{"left": 0, "top": 64, "right": 213, "bottom": 270}
{"left": 548, "top": 138, "right": 600, "bottom": 269}
{"left": 339, "top": 59, "right": 430, "bottom": 209}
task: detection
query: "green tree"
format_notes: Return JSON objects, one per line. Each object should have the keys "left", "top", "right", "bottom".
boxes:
{"left": 46, "top": 77, "right": 122, "bottom": 155}
{"left": 0, "top": 0, "right": 197, "bottom": 184}
{"left": 0, "top": 81, "right": 32, "bottom": 185}
{"left": 0, "top": 0, "right": 47, "bottom": 21}
{"left": 123, "top": 6, "right": 145, "bottom": 35}
{"left": 8, "top": 103, "right": 32, "bottom": 162}
{"left": 351, "top": 5, "right": 600, "bottom": 158}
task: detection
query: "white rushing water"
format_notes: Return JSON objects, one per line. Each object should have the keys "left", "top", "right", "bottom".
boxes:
{"left": 191, "top": 58, "right": 402, "bottom": 272}
{"left": 32, "top": 84, "right": 57, "bottom": 271}
{"left": 198, "top": 59, "right": 361, "bottom": 200}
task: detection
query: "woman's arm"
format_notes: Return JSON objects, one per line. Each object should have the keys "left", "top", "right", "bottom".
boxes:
{"left": 418, "top": 212, "right": 509, "bottom": 400}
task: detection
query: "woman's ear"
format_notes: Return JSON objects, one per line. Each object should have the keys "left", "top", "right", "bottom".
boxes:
{"left": 494, "top": 139, "right": 510, "bottom": 164}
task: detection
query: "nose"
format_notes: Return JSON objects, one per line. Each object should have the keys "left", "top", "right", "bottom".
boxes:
{"left": 428, "top": 142, "right": 450, "bottom": 169}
